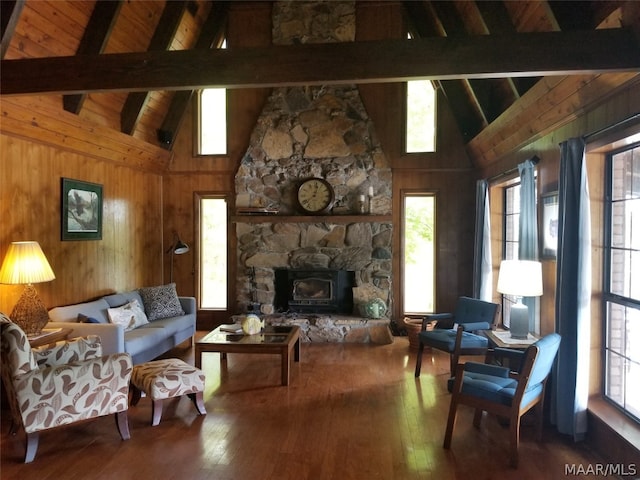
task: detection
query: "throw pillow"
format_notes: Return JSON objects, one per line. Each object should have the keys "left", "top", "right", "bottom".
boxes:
{"left": 138, "top": 283, "right": 185, "bottom": 321}
{"left": 107, "top": 299, "right": 149, "bottom": 332}
{"left": 77, "top": 313, "right": 102, "bottom": 324}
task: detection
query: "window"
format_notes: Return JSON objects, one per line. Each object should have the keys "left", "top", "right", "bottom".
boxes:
{"left": 198, "top": 196, "right": 228, "bottom": 309}
{"left": 197, "top": 40, "right": 227, "bottom": 155}
{"left": 198, "top": 88, "right": 227, "bottom": 155}
{"left": 603, "top": 142, "right": 640, "bottom": 422}
{"left": 403, "top": 193, "right": 435, "bottom": 314}
{"left": 502, "top": 182, "right": 521, "bottom": 328}
{"left": 406, "top": 80, "right": 436, "bottom": 153}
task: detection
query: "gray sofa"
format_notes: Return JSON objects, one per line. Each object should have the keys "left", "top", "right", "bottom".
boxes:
{"left": 48, "top": 289, "right": 196, "bottom": 365}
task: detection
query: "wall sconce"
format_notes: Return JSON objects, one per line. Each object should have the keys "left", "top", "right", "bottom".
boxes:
{"left": 497, "top": 259, "right": 543, "bottom": 339}
{"left": 167, "top": 234, "right": 189, "bottom": 284}
{"left": 0, "top": 241, "right": 56, "bottom": 335}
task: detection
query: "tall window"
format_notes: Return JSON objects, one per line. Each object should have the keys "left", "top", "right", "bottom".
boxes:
{"left": 604, "top": 142, "right": 640, "bottom": 422}
{"left": 502, "top": 182, "right": 521, "bottom": 328}
{"left": 199, "top": 196, "right": 227, "bottom": 309}
{"left": 198, "top": 89, "right": 227, "bottom": 155}
{"left": 197, "top": 40, "right": 227, "bottom": 155}
{"left": 406, "top": 80, "right": 436, "bottom": 153}
{"left": 403, "top": 194, "right": 435, "bottom": 314}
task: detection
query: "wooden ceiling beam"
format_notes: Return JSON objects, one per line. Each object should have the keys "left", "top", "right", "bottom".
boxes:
{"left": 62, "top": 1, "right": 122, "bottom": 114}
{"left": 2, "top": 28, "right": 639, "bottom": 96}
{"left": 1, "top": 0, "right": 25, "bottom": 59}
{"left": 120, "top": 1, "right": 187, "bottom": 135}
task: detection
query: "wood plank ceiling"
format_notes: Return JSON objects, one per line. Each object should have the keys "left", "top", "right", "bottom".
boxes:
{"left": 0, "top": 0, "right": 636, "bottom": 153}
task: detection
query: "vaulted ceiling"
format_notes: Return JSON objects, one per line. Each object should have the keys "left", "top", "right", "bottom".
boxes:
{"left": 1, "top": 0, "right": 638, "bottom": 154}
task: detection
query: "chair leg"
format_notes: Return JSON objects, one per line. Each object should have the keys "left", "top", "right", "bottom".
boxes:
{"left": 414, "top": 341, "right": 424, "bottom": 377}
{"left": 24, "top": 432, "right": 39, "bottom": 463}
{"left": 151, "top": 399, "right": 163, "bottom": 426}
{"left": 9, "top": 419, "right": 18, "bottom": 436}
{"left": 443, "top": 398, "right": 458, "bottom": 449}
{"left": 130, "top": 385, "right": 142, "bottom": 406}
{"left": 535, "top": 400, "right": 545, "bottom": 442}
{"left": 473, "top": 408, "right": 483, "bottom": 428}
{"left": 509, "top": 414, "right": 521, "bottom": 468}
{"left": 188, "top": 392, "right": 207, "bottom": 416}
{"left": 116, "top": 411, "right": 131, "bottom": 440}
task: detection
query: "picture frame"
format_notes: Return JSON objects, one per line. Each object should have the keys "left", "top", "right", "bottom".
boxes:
{"left": 61, "top": 178, "right": 103, "bottom": 241}
{"left": 541, "top": 192, "right": 559, "bottom": 259}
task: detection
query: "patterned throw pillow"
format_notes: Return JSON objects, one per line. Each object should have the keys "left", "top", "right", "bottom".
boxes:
{"left": 138, "top": 283, "right": 185, "bottom": 321}
{"left": 107, "top": 299, "right": 149, "bottom": 332}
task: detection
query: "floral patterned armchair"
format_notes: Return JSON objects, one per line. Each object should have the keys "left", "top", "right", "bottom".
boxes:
{"left": 0, "top": 313, "right": 133, "bottom": 463}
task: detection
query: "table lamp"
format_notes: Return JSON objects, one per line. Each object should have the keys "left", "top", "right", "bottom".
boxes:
{"left": 496, "top": 259, "right": 543, "bottom": 339}
{"left": 0, "top": 241, "right": 56, "bottom": 335}
{"left": 168, "top": 234, "right": 189, "bottom": 283}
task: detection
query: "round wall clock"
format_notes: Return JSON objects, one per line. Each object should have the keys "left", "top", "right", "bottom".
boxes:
{"left": 296, "top": 177, "right": 335, "bottom": 214}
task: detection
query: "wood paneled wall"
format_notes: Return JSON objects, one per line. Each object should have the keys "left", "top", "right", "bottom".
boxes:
{"left": 0, "top": 135, "right": 163, "bottom": 313}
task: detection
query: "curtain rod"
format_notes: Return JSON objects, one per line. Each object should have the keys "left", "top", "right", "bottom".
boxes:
{"left": 583, "top": 112, "right": 640, "bottom": 141}
{"left": 487, "top": 155, "right": 539, "bottom": 183}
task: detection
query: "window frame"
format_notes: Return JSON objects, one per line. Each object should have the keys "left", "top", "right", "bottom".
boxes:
{"left": 195, "top": 193, "right": 230, "bottom": 312}
{"left": 400, "top": 189, "right": 437, "bottom": 316}
{"left": 501, "top": 180, "right": 521, "bottom": 329}
{"left": 602, "top": 140, "right": 640, "bottom": 424}
{"left": 404, "top": 79, "right": 437, "bottom": 154}
{"left": 195, "top": 88, "right": 229, "bottom": 156}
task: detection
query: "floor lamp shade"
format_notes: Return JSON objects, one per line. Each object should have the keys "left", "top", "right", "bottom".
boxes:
{"left": 168, "top": 235, "right": 189, "bottom": 283}
{"left": 0, "top": 241, "right": 56, "bottom": 335}
{"left": 497, "top": 260, "right": 543, "bottom": 339}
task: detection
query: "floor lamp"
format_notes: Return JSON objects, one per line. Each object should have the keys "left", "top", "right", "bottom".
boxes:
{"left": 168, "top": 235, "right": 189, "bottom": 284}
{"left": 0, "top": 241, "right": 56, "bottom": 335}
{"left": 497, "top": 259, "right": 543, "bottom": 339}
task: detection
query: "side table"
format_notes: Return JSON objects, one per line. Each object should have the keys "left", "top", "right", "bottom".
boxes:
{"left": 28, "top": 328, "right": 73, "bottom": 348}
{"left": 484, "top": 328, "right": 538, "bottom": 371}
{"left": 485, "top": 328, "right": 538, "bottom": 350}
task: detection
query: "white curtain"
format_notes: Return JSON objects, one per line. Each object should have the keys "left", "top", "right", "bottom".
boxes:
{"left": 551, "top": 137, "right": 591, "bottom": 441}
{"left": 473, "top": 180, "right": 492, "bottom": 301}
{"left": 518, "top": 158, "right": 540, "bottom": 333}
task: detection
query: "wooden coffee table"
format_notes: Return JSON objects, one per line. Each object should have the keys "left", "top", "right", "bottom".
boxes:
{"left": 195, "top": 325, "right": 301, "bottom": 386}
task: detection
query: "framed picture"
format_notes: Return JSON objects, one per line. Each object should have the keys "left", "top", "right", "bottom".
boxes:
{"left": 61, "top": 178, "right": 103, "bottom": 240}
{"left": 541, "top": 192, "right": 559, "bottom": 259}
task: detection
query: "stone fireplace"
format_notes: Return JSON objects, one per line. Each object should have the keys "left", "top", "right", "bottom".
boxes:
{"left": 233, "top": 1, "right": 393, "bottom": 343}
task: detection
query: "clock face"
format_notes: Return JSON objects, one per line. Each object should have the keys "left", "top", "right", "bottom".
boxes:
{"left": 297, "top": 178, "right": 334, "bottom": 214}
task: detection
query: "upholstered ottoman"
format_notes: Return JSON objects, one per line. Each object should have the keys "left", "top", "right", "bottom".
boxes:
{"left": 130, "top": 358, "right": 206, "bottom": 426}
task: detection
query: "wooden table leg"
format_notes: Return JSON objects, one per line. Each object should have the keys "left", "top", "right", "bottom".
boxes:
{"left": 281, "top": 348, "right": 290, "bottom": 386}
{"left": 194, "top": 347, "right": 202, "bottom": 369}
{"left": 294, "top": 338, "right": 300, "bottom": 362}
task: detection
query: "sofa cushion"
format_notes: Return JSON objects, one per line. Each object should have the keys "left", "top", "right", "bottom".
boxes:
{"left": 124, "top": 327, "right": 167, "bottom": 358}
{"left": 48, "top": 299, "right": 110, "bottom": 324}
{"left": 103, "top": 291, "right": 144, "bottom": 308}
{"left": 137, "top": 314, "right": 194, "bottom": 337}
{"left": 107, "top": 299, "right": 149, "bottom": 332}
{"left": 138, "top": 283, "right": 185, "bottom": 321}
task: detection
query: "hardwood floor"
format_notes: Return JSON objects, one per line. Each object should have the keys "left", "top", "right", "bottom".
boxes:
{"left": 2, "top": 332, "right": 607, "bottom": 479}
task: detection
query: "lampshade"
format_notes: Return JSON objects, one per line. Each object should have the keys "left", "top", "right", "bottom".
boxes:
{"left": 0, "top": 241, "right": 56, "bottom": 285}
{"left": 0, "top": 241, "right": 55, "bottom": 336}
{"left": 173, "top": 239, "right": 189, "bottom": 255}
{"left": 496, "top": 260, "right": 543, "bottom": 297}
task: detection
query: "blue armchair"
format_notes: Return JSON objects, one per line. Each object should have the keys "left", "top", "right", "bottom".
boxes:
{"left": 414, "top": 296, "right": 499, "bottom": 376}
{"left": 443, "top": 333, "right": 561, "bottom": 468}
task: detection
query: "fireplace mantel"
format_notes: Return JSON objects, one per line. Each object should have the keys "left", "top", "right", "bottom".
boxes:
{"left": 232, "top": 214, "right": 392, "bottom": 224}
